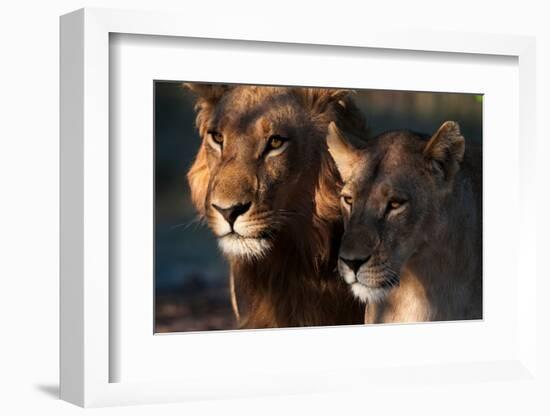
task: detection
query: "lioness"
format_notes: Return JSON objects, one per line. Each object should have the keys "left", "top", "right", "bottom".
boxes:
{"left": 185, "top": 84, "right": 366, "bottom": 328}
{"left": 327, "top": 121, "right": 482, "bottom": 323}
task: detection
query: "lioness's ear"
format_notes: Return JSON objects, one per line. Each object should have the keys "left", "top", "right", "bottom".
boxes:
{"left": 326, "top": 122, "right": 361, "bottom": 182}
{"left": 183, "top": 83, "right": 230, "bottom": 103}
{"left": 424, "top": 121, "right": 465, "bottom": 181}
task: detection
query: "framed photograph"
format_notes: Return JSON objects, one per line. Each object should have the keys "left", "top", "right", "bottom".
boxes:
{"left": 60, "top": 8, "right": 539, "bottom": 408}
{"left": 154, "top": 82, "right": 483, "bottom": 333}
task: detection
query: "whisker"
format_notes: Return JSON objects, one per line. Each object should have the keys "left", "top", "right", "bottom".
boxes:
{"left": 383, "top": 267, "right": 400, "bottom": 288}
{"left": 275, "top": 210, "right": 307, "bottom": 219}
{"left": 170, "top": 215, "right": 206, "bottom": 232}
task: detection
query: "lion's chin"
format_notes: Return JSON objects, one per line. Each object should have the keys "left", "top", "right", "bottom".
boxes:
{"left": 218, "top": 234, "right": 272, "bottom": 261}
{"left": 350, "top": 283, "right": 392, "bottom": 304}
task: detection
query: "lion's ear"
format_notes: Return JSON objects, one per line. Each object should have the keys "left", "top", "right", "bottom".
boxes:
{"left": 184, "top": 83, "right": 231, "bottom": 137}
{"left": 296, "top": 87, "right": 369, "bottom": 146}
{"left": 326, "top": 122, "right": 361, "bottom": 182}
{"left": 424, "top": 121, "right": 465, "bottom": 181}
{"left": 183, "top": 83, "right": 230, "bottom": 103}
{"left": 297, "top": 88, "right": 350, "bottom": 113}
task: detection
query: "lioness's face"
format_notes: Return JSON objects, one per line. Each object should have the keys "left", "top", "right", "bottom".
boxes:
{"left": 188, "top": 86, "right": 331, "bottom": 260}
{"left": 327, "top": 122, "right": 465, "bottom": 303}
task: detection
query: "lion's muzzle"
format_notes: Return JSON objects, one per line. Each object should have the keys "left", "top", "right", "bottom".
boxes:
{"left": 212, "top": 201, "right": 252, "bottom": 229}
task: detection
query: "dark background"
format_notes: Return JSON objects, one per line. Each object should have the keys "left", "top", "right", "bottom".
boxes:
{"left": 154, "top": 82, "right": 482, "bottom": 333}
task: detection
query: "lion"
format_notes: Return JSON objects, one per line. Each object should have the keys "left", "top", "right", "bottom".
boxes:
{"left": 326, "top": 120, "right": 482, "bottom": 323}
{"left": 185, "top": 84, "right": 367, "bottom": 329}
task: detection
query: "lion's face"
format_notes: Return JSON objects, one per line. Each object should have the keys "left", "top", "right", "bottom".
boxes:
{"left": 187, "top": 85, "right": 352, "bottom": 261}
{"left": 327, "top": 121, "right": 465, "bottom": 303}
{"left": 201, "top": 90, "right": 313, "bottom": 260}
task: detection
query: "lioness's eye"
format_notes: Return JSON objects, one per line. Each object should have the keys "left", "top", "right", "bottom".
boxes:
{"left": 390, "top": 201, "right": 401, "bottom": 209}
{"left": 387, "top": 199, "right": 407, "bottom": 212}
{"left": 208, "top": 130, "right": 224, "bottom": 146}
{"left": 342, "top": 195, "right": 353, "bottom": 206}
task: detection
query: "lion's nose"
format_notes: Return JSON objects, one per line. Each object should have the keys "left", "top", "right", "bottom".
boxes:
{"left": 339, "top": 256, "right": 370, "bottom": 274}
{"left": 212, "top": 202, "right": 252, "bottom": 227}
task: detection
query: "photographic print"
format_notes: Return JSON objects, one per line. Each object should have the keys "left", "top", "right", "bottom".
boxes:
{"left": 154, "top": 82, "right": 482, "bottom": 333}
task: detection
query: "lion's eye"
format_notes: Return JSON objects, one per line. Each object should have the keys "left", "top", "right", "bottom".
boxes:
{"left": 262, "top": 135, "right": 290, "bottom": 158}
{"left": 342, "top": 195, "right": 353, "bottom": 206}
{"left": 267, "top": 135, "right": 287, "bottom": 150}
{"left": 208, "top": 130, "right": 224, "bottom": 146}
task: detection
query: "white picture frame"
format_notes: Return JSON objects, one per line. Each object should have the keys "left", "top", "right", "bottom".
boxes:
{"left": 60, "top": 7, "right": 539, "bottom": 408}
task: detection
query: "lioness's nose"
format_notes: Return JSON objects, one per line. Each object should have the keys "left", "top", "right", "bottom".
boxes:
{"left": 212, "top": 202, "right": 252, "bottom": 227}
{"left": 339, "top": 256, "right": 370, "bottom": 274}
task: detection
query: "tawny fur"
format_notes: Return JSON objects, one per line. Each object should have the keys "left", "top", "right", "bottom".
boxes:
{"left": 185, "top": 84, "right": 367, "bottom": 328}
{"left": 328, "top": 121, "right": 482, "bottom": 324}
